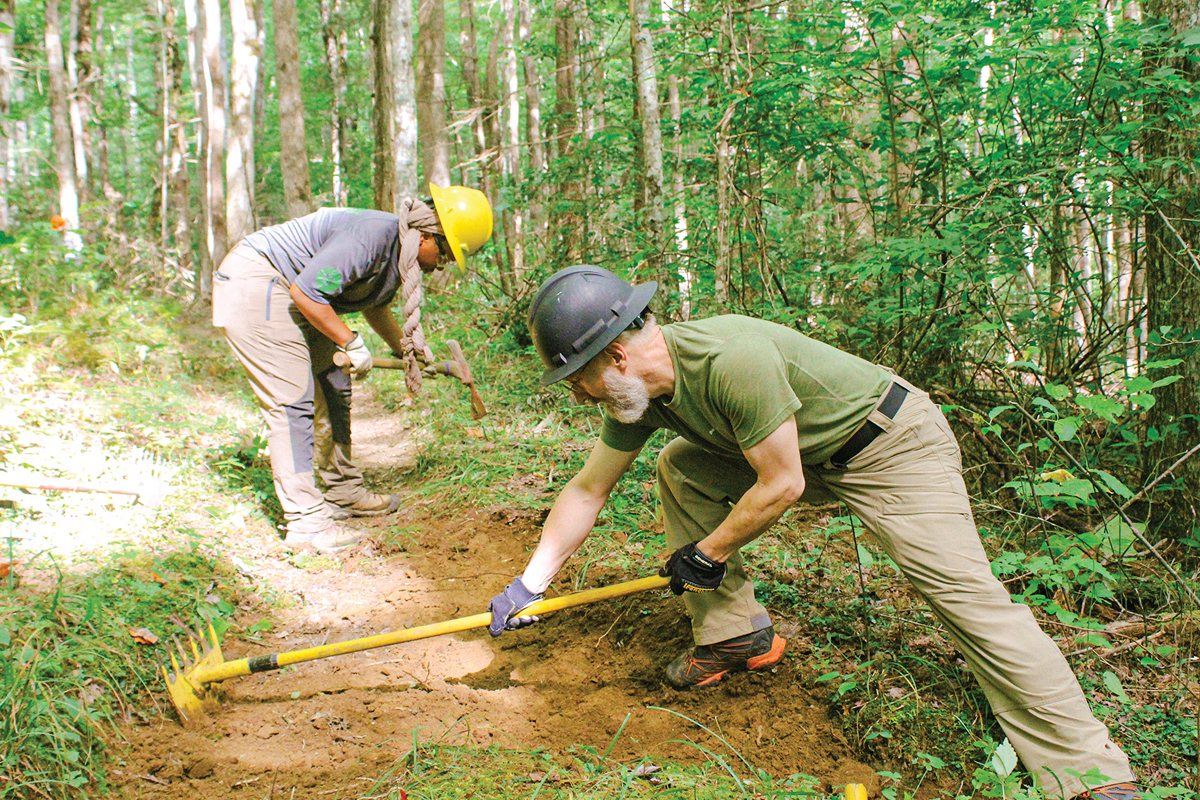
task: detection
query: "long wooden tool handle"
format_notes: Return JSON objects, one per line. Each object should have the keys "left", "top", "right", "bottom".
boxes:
{"left": 193, "top": 575, "right": 670, "bottom": 685}
{"left": 0, "top": 475, "right": 139, "bottom": 496}
{"left": 332, "top": 351, "right": 406, "bottom": 370}
{"left": 446, "top": 340, "right": 487, "bottom": 419}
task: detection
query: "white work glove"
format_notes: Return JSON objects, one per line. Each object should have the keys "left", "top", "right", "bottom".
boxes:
{"left": 339, "top": 332, "right": 373, "bottom": 378}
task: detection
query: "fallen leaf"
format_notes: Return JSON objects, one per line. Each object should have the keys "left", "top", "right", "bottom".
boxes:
{"left": 465, "top": 427, "right": 485, "bottom": 438}
{"left": 149, "top": 571, "right": 167, "bottom": 585}
{"left": 0, "top": 561, "right": 13, "bottom": 578}
{"left": 1039, "top": 468, "right": 1073, "bottom": 483}
{"left": 129, "top": 627, "right": 159, "bottom": 645}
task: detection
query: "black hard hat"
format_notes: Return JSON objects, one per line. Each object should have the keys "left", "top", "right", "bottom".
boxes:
{"left": 528, "top": 265, "right": 658, "bottom": 386}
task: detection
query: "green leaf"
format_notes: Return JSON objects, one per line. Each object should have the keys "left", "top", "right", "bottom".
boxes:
{"left": 1075, "top": 395, "right": 1125, "bottom": 422}
{"left": 1045, "top": 383, "right": 1071, "bottom": 401}
{"left": 1098, "top": 516, "right": 1141, "bottom": 556}
{"left": 0, "top": 624, "right": 8, "bottom": 646}
{"left": 1102, "top": 670, "right": 1131, "bottom": 704}
{"left": 855, "top": 544, "right": 875, "bottom": 568}
{"left": 1093, "top": 470, "right": 1134, "bottom": 500}
{"left": 991, "top": 739, "right": 1018, "bottom": 777}
{"left": 1054, "top": 418, "right": 1079, "bottom": 441}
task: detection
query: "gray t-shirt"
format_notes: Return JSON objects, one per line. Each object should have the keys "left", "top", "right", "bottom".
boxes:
{"left": 242, "top": 207, "right": 401, "bottom": 314}
{"left": 600, "top": 315, "right": 892, "bottom": 465}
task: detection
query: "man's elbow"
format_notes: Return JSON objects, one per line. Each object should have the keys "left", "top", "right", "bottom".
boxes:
{"left": 775, "top": 476, "right": 806, "bottom": 509}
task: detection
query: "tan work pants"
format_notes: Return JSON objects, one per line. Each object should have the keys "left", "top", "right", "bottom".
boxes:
{"left": 657, "top": 378, "right": 1133, "bottom": 797}
{"left": 212, "top": 245, "right": 367, "bottom": 535}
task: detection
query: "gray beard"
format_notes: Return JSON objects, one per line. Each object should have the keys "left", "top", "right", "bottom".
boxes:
{"left": 601, "top": 368, "right": 650, "bottom": 423}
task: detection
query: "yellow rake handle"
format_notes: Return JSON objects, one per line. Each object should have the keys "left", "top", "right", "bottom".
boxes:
{"left": 192, "top": 574, "right": 671, "bottom": 686}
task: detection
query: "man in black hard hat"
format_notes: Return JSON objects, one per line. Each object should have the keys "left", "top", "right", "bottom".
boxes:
{"left": 486, "top": 265, "right": 1141, "bottom": 800}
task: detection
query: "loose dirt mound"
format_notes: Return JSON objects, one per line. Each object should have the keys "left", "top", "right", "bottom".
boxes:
{"left": 109, "top": 391, "right": 876, "bottom": 798}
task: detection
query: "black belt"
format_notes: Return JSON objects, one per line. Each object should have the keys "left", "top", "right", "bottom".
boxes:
{"left": 829, "top": 383, "right": 909, "bottom": 468}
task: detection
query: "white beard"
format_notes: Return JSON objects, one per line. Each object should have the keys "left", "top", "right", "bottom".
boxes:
{"left": 600, "top": 368, "right": 650, "bottom": 423}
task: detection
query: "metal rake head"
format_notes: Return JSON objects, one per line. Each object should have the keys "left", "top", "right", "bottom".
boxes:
{"left": 162, "top": 616, "right": 225, "bottom": 723}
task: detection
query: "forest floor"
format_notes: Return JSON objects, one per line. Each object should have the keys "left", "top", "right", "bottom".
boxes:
{"left": 82, "top": 388, "right": 878, "bottom": 799}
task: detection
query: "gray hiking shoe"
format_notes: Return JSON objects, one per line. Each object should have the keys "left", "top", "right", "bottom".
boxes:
{"left": 327, "top": 492, "right": 400, "bottom": 520}
{"left": 665, "top": 626, "right": 786, "bottom": 688}
{"left": 310, "top": 525, "right": 363, "bottom": 554}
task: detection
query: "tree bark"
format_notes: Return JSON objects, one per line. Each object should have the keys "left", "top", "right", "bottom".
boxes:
{"left": 631, "top": 0, "right": 665, "bottom": 282}
{"left": 320, "top": 0, "right": 349, "bottom": 206}
{"left": 273, "top": 0, "right": 313, "bottom": 219}
{"left": 417, "top": 0, "right": 450, "bottom": 188}
{"left": 498, "top": 0, "right": 522, "bottom": 281}
{"left": 1143, "top": 0, "right": 1200, "bottom": 538}
{"left": 226, "top": 0, "right": 259, "bottom": 242}
{"left": 44, "top": 0, "right": 80, "bottom": 237}
{"left": 201, "top": 0, "right": 228, "bottom": 290}
{"left": 69, "top": 0, "right": 94, "bottom": 199}
{"left": 458, "top": 0, "right": 488, "bottom": 194}
{"left": 390, "top": 0, "right": 418, "bottom": 200}
{"left": 160, "top": 0, "right": 190, "bottom": 278}
{"left": 519, "top": 0, "right": 544, "bottom": 241}
{"left": 372, "top": 0, "right": 395, "bottom": 211}
{"left": 0, "top": 0, "right": 14, "bottom": 231}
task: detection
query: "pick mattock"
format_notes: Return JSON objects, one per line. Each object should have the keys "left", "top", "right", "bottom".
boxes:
{"left": 0, "top": 473, "right": 167, "bottom": 508}
{"left": 334, "top": 339, "right": 487, "bottom": 419}
{"left": 164, "top": 574, "right": 669, "bottom": 725}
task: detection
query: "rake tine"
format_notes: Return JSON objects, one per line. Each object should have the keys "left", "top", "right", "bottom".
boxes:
{"left": 173, "top": 635, "right": 191, "bottom": 667}
{"left": 207, "top": 620, "right": 221, "bottom": 653}
{"left": 169, "top": 614, "right": 200, "bottom": 641}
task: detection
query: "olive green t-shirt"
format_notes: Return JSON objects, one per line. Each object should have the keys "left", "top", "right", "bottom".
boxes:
{"left": 600, "top": 315, "right": 892, "bottom": 464}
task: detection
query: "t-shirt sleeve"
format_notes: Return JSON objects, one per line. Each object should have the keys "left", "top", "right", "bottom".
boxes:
{"left": 710, "top": 337, "right": 803, "bottom": 451}
{"left": 600, "top": 414, "right": 656, "bottom": 452}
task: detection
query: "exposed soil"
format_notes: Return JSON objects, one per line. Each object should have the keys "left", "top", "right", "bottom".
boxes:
{"left": 108, "top": 389, "right": 878, "bottom": 799}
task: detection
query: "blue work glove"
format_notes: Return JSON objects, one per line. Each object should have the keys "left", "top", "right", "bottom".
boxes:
{"left": 658, "top": 543, "right": 726, "bottom": 596}
{"left": 488, "top": 577, "right": 544, "bottom": 637}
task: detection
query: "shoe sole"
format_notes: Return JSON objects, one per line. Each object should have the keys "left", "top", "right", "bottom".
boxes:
{"left": 685, "top": 634, "right": 788, "bottom": 688}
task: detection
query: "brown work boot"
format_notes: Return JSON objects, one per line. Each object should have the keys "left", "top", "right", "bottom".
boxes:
{"left": 665, "top": 626, "right": 786, "bottom": 688}
{"left": 327, "top": 492, "right": 400, "bottom": 519}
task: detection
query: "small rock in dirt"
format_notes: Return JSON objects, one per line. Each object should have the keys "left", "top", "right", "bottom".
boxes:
{"left": 254, "top": 724, "right": 279, "bottom": 739}
{"left": 186, "top": 757, "right": 216, "bottom": 779}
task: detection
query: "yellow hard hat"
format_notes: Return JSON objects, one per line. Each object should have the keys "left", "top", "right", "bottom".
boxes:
{"left": 429, "top": 183, "right": 493, "bottom": 269}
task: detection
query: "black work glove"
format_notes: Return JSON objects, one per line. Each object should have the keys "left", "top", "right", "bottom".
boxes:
{"left": 488, "top": 577, "right": 544, "bottom": 637}
{"left": 659, "top": 543, "right": 726, "bottom": 596}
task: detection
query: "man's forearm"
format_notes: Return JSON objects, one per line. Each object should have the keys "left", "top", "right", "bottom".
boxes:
{"left": 362, "top": 305, "right": 406, "bottom": 355}
{"left": 520, "top": 484, "right": 607, "bottom": 593}
{"left": 699, "top": 477, "right": 803, "bottom": 563}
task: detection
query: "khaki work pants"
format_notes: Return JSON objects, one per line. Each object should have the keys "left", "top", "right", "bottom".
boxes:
{"left": 657, "top": 377, "right": 1133, "bottom": 798}
{"left": 212, "top": 245, "right": 367, "bottom": 536}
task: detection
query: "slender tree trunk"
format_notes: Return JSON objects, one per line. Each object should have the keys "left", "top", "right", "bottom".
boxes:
{"left": 498, "top": 0, "right": 522, "bottom": 282}
{"left": 226, "top": 0, "right": 258, "bottom": 242}
{"left": 1143, "top": 0, "right": 1200, "bottom": 538}
{"left": 417, "top": 0, "right": 450, "bottom": 188}
{"left": 372, "top": 0, "right": 395, "bottom": 211}
{"left": 273, "top": 0, "right": 313, "bottom": 219}
{"left": 201, "top": 0, "right": 227, "bottom": 293}
{"left": 458, "top": 0, "right": 488, "bottom": 193}
{"left": 161, "top": 0, "right": 190, "bottom": 280}
{"left": 549, "top": 0, "right": 578, "bottom": 268}
{"left": 0, "top": 0, "right": 14, "bottom": 231}
{"left": 183, "top": 0, "right": 209, "bottom": 296}
{"left": 390, "top": 0, "right": 418, "bottom": 199}
{"left": 70, "top": 0, "right": 94, "bottom": 200}
{"left": 44, "top": 0, "right": 80, "bottom": 238}
{"left": 321, "top": 0, "right": 349, "bottom": 206}
{"left": 519, "top": 0, "right": 544, "bottom": 241}
{"left": 631, "top": 0, "right": 665, "bottom": 282}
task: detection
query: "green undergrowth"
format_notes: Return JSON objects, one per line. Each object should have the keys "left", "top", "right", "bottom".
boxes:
{"left": 354, "top": 738, "right": 835, "bottom": 799}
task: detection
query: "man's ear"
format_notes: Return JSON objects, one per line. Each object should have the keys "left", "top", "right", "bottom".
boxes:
{"left": 604, "top": 342, "right": 628, "bottom": 370}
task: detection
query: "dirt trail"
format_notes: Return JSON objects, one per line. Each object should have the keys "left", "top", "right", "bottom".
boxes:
{"left": 110, "top": 389, "right": 876, "bottom": 798}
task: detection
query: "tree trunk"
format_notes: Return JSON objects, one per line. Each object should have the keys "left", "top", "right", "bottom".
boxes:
{"left": 226, "top": 0, "right": 258, "bottom": 242}
{"left": 183, "top": 0, "right": 209, "bottom": 296}
{"left": 458, "top": 0, "right": 488, "bottom": 194}
{"left": 1143, "top": 0, "right": 1200, "bottom": 539}
{"left": 70, "top": 0, "right": 94, "bottom": 200}
{"left": 372, "top": 0, "right": 395, "bottom": 211}
{"left": 44, "top": 0, "right": 80, "bottom": 239}
{"left": 161, "top": 0, "right": 190, "bottom": 279}
{"left": 273, "top": 0, "right": 313, "bottom": 219}
{"left": 549, "top": 0, "right": 578, "bottom": 268}
{"left": 631, "top": 0, "right": 665, "bottom": 282}
{"left": 519, "top": 0, "right": 543, "bottom": 241}
{"left": 0, "top": 0, "right": 14, "bottom": 231}
{"left": 390, "top": 0, "right": 418, "bottom": 200}
{"left": 417, "top": 0, "right": 450, "bottom": 188}
{"left": 201, "top": 0, "right": 228, "bottom": 291}
{"left": 498, "top": 0, "right": 522, "bottom": 282}
{"left": 320, "top": 0, "right": 349, "bottom": 206}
